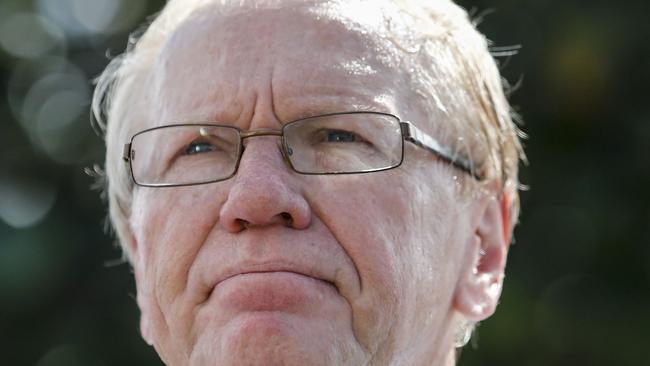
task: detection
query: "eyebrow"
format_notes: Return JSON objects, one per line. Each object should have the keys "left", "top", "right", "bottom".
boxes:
{"left": 275, "top": 97, "right": 391, "bottom": 124}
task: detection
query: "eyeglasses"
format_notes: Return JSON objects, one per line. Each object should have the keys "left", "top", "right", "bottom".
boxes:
{"left": 123, "top": 111, "right": 481, "bottom": 187}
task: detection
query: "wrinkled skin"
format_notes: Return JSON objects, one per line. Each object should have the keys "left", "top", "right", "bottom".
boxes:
{"left": 127, "top": 2, "right": 508, "bottom": 365}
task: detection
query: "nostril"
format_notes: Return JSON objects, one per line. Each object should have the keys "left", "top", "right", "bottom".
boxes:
{"left": 281, "top": 212, "right": 293, "bottom": 225}
{"left": 230, "top": 214, "right": 294, "bottom": 231}
{"left": 234, "top": 218, "right": 249, "bottom": 231}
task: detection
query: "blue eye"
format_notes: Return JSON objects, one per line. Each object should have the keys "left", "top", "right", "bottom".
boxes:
{"left": 326, "top": 130, "right": 358, "bottom": 142}
{"left": 185, "top": 141, "right": 216, "bottom": 155}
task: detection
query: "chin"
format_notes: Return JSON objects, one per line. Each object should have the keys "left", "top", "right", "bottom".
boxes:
{"left": 185, "top": 312, "right": 366, "bottom": 366}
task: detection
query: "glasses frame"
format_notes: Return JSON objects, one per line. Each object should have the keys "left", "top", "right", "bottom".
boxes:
{"left": 123, "top": 111, "right": 481, "bottom": 187}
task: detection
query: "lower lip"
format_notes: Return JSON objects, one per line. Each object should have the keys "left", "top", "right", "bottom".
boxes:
{"left": 213, "top": 271, "right": 337, "bottom": 312}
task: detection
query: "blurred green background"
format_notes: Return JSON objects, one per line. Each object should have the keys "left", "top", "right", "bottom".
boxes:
{"left": 0, "top": 0, "right": 648, "bottom": 365}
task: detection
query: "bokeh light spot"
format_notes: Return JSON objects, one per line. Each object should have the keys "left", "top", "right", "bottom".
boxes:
{"left": 34, "top": 90, "right": 89, "bottom": 158}
{"left": 0, "top": 175, "right": 57, "bottom": 229}
{"left": 72, "top": 0, "right": 121, "bottom": 34}
{"left": 14, "top": 61, "right": 93, "bottom": 164}
{"left": 0, "top": 13, "right": 66, "bottom": 59}
{"left": 37, "top": 0, "right": 148, "bottom": 38}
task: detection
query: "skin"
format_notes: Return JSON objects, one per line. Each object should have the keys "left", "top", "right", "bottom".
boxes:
{"left": 127, "top": 2, "right": 509, "bottom": 365}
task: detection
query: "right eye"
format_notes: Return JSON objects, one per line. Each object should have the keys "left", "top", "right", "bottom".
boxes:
{"left": 324, "top": 129, "right": 360, "bottom": 143}
{"left": 185, "top": 141, "right": 216, "bottom": 155}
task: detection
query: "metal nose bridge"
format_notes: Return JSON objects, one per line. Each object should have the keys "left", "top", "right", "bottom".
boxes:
{"left": 240, "top": 128, "right": 283, "bottom": 139}
{"left": 238, "top": 128, "right": 293, "bottom": 166}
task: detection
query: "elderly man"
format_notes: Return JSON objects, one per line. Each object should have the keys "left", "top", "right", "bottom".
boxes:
{"left": 93, "top": 0, "right": 524, "bottom": 365}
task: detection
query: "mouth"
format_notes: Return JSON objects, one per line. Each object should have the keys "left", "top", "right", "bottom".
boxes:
{"left": 208, "top": 269, "right": 339, "bottom": 313}
{"left": 209, "top": 263, "right": 339, "bottom": 301}
{"left": 222, "top": 270, "right": 335, "bottom": 286}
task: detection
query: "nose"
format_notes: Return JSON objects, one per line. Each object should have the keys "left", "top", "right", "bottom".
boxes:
{"left": 219, "top": 138, "right": 311, "bottom": 233}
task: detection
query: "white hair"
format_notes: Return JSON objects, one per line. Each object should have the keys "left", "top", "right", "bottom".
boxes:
{"left": 92, "top": 0, "right": 525, "bottom": 262}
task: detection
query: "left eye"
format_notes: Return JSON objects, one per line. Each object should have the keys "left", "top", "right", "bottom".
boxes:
{"left": 325, "top": 130, "right": 360, "bottom": 142}
{"left": 185, "top": 141, "right": 216, "bottom": 155}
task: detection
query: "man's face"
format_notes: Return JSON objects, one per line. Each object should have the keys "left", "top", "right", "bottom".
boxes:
{"left": 128, "top": 3, "right": 492, "bottom": 365}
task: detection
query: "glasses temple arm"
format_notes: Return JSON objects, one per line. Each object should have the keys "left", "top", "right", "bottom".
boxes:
{"left": 400, "top": 122, "right": 482, "bottom": 180}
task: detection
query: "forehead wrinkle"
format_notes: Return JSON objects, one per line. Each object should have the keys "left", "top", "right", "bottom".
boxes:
{"left": 157, "top": 2, "right": 406, "bottom": 120}
{"left": 264, "top": 10, "right": 406, "bottom": 119}
{"left": 151, "top": 0, "right": 457, "bottom": 134}
{"left": 142, "top": 0, "right": 467, "bottom": 129}
{"left": 283, "top": 93, "right": 399, "bottom": 130}
{"left": 300, "top": 1, "right": 459, "bottom": 132}
{"left": 303, "top": 2, "right": 472, "bottom": 121}
{"left": 151, "top": 8, "right": 267, "bottom": 126}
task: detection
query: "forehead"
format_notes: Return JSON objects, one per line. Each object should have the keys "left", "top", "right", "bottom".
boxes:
{"left": 150, "top": 1, "right": 426, "bottom": 124}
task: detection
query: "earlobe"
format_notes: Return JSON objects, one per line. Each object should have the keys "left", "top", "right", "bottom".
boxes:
{"left": 453, "top": 193, "right": 510, "bottom": 321}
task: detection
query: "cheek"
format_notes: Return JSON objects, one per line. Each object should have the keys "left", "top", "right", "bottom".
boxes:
{"left": 311, "top": 170, "right": 457, "bottom": 284}
{"left": 307, "top": 169, "right": 462, "bottom": 346}
{"left": 132, "top": 187, "right": 224, "bottom": 307}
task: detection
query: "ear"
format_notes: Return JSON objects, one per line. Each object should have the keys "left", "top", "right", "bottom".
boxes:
{"left": 127, "top": 226, "right": 154, "bottom": 345}
{"left": 453, "top": 192, "right": 511, "bottom": 321}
